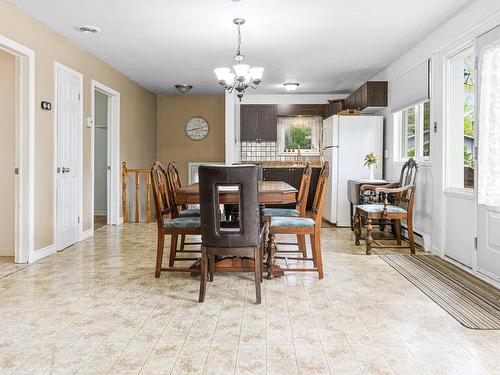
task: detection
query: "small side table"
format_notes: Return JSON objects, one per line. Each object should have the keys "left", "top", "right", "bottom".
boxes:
{"left": 347, "top": 179, "right": 388, "bottom": 230}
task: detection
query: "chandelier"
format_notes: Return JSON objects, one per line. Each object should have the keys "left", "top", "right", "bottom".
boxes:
{"left": 214, "top": 18, "right": 264, "bottom": 101}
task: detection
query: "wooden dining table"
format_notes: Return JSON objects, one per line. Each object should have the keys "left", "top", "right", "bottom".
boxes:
{"left": 175, "top": 181, "right": 298, "bottom": 278}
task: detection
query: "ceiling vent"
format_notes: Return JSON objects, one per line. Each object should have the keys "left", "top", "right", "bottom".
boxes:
{"left": 77, "top": 25, "right": 100, "bottom": 34}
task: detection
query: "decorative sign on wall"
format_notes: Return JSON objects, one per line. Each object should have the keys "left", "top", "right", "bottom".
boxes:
{"left": 185, "top": 116, "right": 209, "bottom": 141}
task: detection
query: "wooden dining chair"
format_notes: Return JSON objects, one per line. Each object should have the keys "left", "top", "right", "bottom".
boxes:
{"left": 354, "top": 158, "right": 418, "bottom": 255}
{"left": 261, "top": 163, "right": 313, "bottom": 257}
{"left": 198, "top": 165, "right": 264, "bottom": 304}
{"left": 267, "top": 162, "right": 329, "bottom": 279}
{"left": 165, "top": 162, "right": 201, "bottom": 267}
{"left": 151, "top": 161, "right": 201, "bottom": 277}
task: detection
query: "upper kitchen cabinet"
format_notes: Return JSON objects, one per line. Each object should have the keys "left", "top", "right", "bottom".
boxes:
{"left": 343, "top": 81, "right": 388, "bottom": 112}
{"left": 240, "top": 104, "right": 277, "bottom": 142}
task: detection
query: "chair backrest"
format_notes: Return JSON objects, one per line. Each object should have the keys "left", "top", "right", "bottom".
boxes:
{"left": 310, "top": 162, "right": 330, "bottom": 225}
{"left": 232, "top": 163, "right": 263, "bottom": 181}
{"left": 151, "top": 161, "right": 171, "bottom": 231}
{"left": 165, "top": 162, "right": 184, "bottom": 218}
{"left": 397, "top": 158, "right": 418, "bottom": 206}
{"left": 199, "top": 165, "right": 260, "bottom": 248}
{"left": 295, "top": 163, "right": 313, "bottom": 215}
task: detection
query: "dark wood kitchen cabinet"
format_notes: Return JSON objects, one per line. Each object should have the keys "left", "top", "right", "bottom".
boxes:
{"left": 343, "top": 81, "right": 388, "bottom": 111}
{"left": 240, "top": 104, "right": 277, "bottom": 142}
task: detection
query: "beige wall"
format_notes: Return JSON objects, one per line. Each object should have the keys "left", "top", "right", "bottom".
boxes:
{"left": 0, "top": 1, "right": 157, "bottom": 250}
{"left": 0, "top": 48, "right": 16, "bottom": 255}
{"left": 157, "top": 95, "right": 225, "bottom": 185}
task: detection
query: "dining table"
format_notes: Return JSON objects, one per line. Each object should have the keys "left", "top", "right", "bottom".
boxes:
{"left": 175, "top": 180, "right": 298, "bottom": 278}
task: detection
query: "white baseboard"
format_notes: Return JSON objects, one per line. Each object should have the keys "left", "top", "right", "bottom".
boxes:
{"left": 80, "top": 228, "right": 93, "bottom": 241}
{"left": 0, "top": 248, "right": 15, "bottom": 256}
{"left": 94, "top": 210, "right": 107, "bottom": 216}
{"left": 31, "top": 244, "right": 56, "bottom": 263}
{"left": 117, "top": 216, "right": 124, "bottom": 225}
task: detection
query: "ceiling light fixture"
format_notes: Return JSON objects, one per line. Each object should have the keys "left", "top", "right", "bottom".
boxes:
{"left": 175, "top": 84, "right": 193, "bottom": 94}
{"left": 284, "top": 82, "right": 300, "bottom": 92}
{"left": 214, "top": 18, "right": 264, "bottom": 101}
{"left": 77, "top": 25, "right": 100, "bottom": 34}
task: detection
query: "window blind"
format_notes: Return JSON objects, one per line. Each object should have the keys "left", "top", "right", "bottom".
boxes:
{"left": 390, "top": 59, "right": 430, "bottom": 113}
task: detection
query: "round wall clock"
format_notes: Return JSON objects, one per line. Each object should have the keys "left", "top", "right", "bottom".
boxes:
{"left": 185, "top": 116, "right": 209, "bottom": 141}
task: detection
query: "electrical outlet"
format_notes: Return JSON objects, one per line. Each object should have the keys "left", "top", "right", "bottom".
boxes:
{"left": 384, "top": 149, "right": 389, "bottom": 159}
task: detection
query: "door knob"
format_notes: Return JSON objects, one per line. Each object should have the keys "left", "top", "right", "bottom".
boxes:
{"left": 62, "top": 167, "right": 70, "bottom": 173}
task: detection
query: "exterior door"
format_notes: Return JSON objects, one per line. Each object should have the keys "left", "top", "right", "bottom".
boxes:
{"left": 56, "top": 65, "right": 81, "bottom": 250}
{"left": 476, "top": 26, "right": 500, "bottom": 282}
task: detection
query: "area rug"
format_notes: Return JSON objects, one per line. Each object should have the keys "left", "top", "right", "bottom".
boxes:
{"left": 379, "top": 254, "right": 500, "bottom": 330}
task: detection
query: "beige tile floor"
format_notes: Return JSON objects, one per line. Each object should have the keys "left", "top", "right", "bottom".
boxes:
{"left": 0, "top": 224, "right": 499, "bottom": 374}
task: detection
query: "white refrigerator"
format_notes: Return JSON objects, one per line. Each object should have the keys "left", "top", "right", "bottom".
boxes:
{"left": 322, "top": 115, "right": 384, "bottom": 226}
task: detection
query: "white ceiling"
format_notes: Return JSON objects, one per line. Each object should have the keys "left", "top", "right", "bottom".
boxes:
{"left": 9, "top": 0, "right": 473, "bottom": 95}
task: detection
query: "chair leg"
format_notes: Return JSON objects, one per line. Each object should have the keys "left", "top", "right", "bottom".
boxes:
{"left": 209, "top": 254, "right": 214, "bottom": 282}
{"left": 365, "top": 217, "right": 373, "bottom": 255}
{"left": 168, "top": 235, "right": 178, "bottom": 267}
{"left": 311, "top": 232, "right": 324, "bottom": 279}
{"left": 180, "top": 234, "right": 186, "bottom": 250}
{"left": 199, "top": 246, "right": 208, "bottom": 303}
{"left": 266, "top": 232, "right": 277, "bottom": 279}
{"left": 394, "top": 219, "right": 402, "bottom": 245}
{"left": 254, "top": 247, "right": 262, "bottom": 304}
{"left": 354, "top": 213, "right": 361, "bottom": 245}
{"left": 155, "top": 233, "right": 165, "bottom": 278}
{"left": 310, "top": 234, "right": 317, "bottom": 268}
{"left": 297, "top": 234, "right": 307, "bottom": 257}
{"left": 407, "top": 216, "right": 416, "bottom": 254}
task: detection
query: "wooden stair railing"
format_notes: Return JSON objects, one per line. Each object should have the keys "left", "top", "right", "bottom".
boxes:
{"left": 122, "top": 161, "right": 151, "bottom": 223}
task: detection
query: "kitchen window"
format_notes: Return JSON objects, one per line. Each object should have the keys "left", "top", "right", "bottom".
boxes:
{"left": 276, "top": 116, "right": 321, "bottom": 156}
{"left": 395, "top": 100, "right": 431, "bottom": 160}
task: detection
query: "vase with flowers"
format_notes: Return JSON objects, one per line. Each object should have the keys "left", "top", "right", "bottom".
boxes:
{"left": 364, "top": 152, "right": 378, "bottom": 181}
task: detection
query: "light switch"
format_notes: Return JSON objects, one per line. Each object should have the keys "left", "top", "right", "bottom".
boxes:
{"left": 85, "top": 117, "right": 93, "bottom": 128}
{"left": 384, "top": 149, "right": 389, "bottom": 159}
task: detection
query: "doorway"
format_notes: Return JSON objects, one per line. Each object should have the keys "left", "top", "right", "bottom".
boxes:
{"left": 91, "top": 80, "right": 121, "bottom": 234}
{"left": 0, "top": 35, "right": 35, "bottom": 264}
{"left": 93, "top": 89, "right": 109, "bottom": 230}
{"left": 55, "top": 63, "right": 83, "bottom": 251}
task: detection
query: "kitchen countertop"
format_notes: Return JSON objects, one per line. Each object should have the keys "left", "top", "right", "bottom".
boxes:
{"left": 241, "top": 161, "right": 322, "bottom": 168}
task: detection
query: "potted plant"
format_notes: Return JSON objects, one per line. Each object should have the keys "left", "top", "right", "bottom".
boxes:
{"left": 364, "top": 152, "right": 378, "bottom": 181}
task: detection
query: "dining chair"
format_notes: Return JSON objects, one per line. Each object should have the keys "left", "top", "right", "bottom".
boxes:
{"left": 267, "top": 162, "right": 329, "bottom": 279}
{"left": 354, "top": 158, "right": 418, "bottom": 254}
{"left": 151, "top": 161, "right": 201, "bottom": 277}
{"left": 261, "top": 163, "right": 313, "bottom": 257}
{"left": 198, "top": 165, "right": 264, "bottom": 304}
{"left": 165, "top": 162, "right": 201, "bottom": 267}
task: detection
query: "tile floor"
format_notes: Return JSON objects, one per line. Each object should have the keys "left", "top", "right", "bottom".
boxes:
{"left": 0, "top": 224, "right": 499, "bottom": 374}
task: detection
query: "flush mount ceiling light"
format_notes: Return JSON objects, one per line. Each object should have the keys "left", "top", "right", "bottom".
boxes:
{"left": 214, "top": 18, "right": 264, "bottom": 101}
{"left": 77, "top": 25, "right": 100, "bottom": 34}
{"left": 175, "top": 84, "right": 193, "bottom": 94}
{"left": 284, "top": 82, "right": 300, "bottom": 92}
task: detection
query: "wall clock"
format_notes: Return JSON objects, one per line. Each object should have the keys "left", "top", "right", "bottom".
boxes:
{"left": 185, "top": 116, "right": 209, "bottom": 141}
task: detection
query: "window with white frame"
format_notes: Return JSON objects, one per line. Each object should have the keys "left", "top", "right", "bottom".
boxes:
{"left": 276, "top": 116, "right": 321, "bottom": 155}
{"left": 395, "top": 100, "right": 431, "bottom": 160}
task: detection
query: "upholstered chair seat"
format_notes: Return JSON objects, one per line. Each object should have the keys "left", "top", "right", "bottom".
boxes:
{"left": 356, "top": 204, "right": 407, "bottom": 214}
{"left": 270, "top": 217, "right": 315, "bottom": 228}
{"left": 261, "top": 208, "right": 300, "bottom": 217}
{"left": 163, "top": 217, "right": 201, "bottom": 228}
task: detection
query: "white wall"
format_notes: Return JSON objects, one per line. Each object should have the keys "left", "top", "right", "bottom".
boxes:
{"left": 94, "top": 90, "right": 108, "bottom": 216}
{"left": 242, "top": 94, "right": 345, "bottom": 105}
{"left": 370, "top": 0, "right": 500, "bottom": 252}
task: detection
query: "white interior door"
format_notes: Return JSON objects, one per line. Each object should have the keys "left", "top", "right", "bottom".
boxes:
{"left": 476, "top": 26, "right": 500, "bottom": 282}
{"left": 56, "top": 65, "right": 81, "bottom": 250}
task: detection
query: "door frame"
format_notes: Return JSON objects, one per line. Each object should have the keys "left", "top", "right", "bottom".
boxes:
{"left": 54, "top": 62, "right": 83, "bottom": 250}
{"left": 0, "top": 35, "right": 35, "bottom": 264}
{"left": 91, "top": 80, "right": 121, "bottom": 234}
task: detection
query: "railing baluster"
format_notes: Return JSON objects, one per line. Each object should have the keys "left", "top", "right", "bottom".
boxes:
{"left": 135, "top": 172, "right": 140, "bottom": 223}
{"left": 146, "top": 173, "right": 151, "bottom": 223}
{"left": 122, "top": 162, "right": 127, "bottom": 223}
